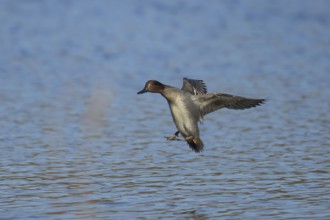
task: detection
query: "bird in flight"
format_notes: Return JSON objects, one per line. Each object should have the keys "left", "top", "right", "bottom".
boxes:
{"left": 137, "top": 77, "right": 265, "bottom": 153}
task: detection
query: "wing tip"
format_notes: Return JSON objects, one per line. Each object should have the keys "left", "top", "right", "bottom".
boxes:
{"left": 182, "top": 77, "right": 208, "bottom": 95}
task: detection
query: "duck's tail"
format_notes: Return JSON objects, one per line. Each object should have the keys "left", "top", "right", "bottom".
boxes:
{"left": 186, "top": 136, "right": 204, "bottom": 153}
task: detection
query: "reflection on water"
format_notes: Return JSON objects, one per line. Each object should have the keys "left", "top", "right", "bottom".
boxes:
{"left": 1, "top": 0, "right": 330, "bottom": 219}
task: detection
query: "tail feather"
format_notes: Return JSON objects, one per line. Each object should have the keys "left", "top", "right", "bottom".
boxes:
{"left": 186, "top": 137, "right": 204, "bottom": 153}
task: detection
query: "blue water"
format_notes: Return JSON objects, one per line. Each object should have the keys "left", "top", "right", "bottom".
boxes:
{"left": 0, "top": 0, "right": 330, "bottom": 219}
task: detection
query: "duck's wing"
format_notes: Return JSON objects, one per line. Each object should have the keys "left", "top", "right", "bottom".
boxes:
{"left": 181, "top": 77, "right": 207, "bottom": 95}
{"left": 193, "top": 93, "right": 265, "bottom": 116}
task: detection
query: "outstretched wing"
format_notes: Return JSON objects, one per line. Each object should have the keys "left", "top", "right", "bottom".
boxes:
{"left": 193, "top": 93, "right": 265, "bottom": 117}
{"left": 181, "top": 77, "right": 207, "bottom": 95}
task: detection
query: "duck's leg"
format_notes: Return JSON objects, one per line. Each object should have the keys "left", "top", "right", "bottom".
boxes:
{"left": 165, "top": 131, "right": 180, "bottom": 140}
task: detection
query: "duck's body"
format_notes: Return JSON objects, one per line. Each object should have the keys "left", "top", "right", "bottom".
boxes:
{"left": 162, "top": 86, "right": 202, "bottom": 148}
{"left": 137, "top": 78, "right": 265, "bottom": 153}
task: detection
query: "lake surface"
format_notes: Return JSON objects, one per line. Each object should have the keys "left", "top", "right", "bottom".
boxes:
{"left": 1, "top": 0, "right": 330, "bottom": 219}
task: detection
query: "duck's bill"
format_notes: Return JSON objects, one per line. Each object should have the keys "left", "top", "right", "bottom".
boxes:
{"left": 137, "top": 88, "right": 147, "bottom": 94}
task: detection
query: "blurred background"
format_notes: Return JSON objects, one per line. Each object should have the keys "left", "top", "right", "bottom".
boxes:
{"left": 0, "top": 0, "right": 329, "bottom": 219}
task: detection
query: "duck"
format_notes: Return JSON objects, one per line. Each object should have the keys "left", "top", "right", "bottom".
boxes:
{"left": 137, "top": 77, "right": 265, "bottom": 153}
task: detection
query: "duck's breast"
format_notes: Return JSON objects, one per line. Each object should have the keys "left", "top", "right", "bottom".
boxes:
{"left": 167, "top": 94, "right": 200, "bottom": 137}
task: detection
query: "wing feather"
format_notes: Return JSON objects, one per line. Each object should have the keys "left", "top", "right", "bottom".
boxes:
{"left": 181, "top": 77, "right": 207, "bottom": 95}
{"left": 193, "top": 93, "right": 265, "bottom": 116}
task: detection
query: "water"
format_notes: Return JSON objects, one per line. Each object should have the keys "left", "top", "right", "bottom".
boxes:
{"left": 1, "top": 0, "right": 330, "bottom": 219}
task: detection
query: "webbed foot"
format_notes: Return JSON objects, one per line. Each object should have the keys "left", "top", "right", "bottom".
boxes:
{"left": 165, "top": 135, "right": 179, "bottom": 140}
{"left": 165, "top": 131, "right": 180, "bottom": 141}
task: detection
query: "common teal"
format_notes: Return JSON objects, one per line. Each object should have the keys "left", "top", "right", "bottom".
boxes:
{"left": 137, "top": 77, "right": 265, "bottom": 153}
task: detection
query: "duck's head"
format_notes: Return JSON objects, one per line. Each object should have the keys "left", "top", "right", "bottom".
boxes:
{"left": 137, "top": 80, "right": 165, "bottom": 94}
